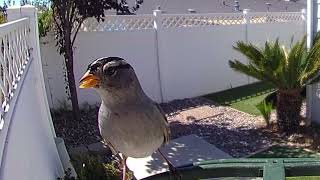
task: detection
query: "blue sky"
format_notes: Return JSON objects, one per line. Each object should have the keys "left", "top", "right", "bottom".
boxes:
{"left": 1, "top": 0, "right": 16, "bottom": 6}
{"left": 1, "top": 0, "right": 12, "bottom": 6}
{"left": 0, "top": 0, "right": 6, "bottom": 6}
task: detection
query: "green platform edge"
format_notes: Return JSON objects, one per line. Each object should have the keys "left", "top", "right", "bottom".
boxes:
{"left": 142, "top": 158, "right": 320, "bottom": 180}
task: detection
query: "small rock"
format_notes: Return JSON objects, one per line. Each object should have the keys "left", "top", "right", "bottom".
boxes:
{"left": 68, "top": 144, "right": 88, "bottom": 155}
{"left": 88, "top": 142, "right": 112, "bottom": 156}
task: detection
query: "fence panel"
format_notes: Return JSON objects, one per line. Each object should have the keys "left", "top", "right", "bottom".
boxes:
{"left": 158, "top": 21, "right": 248, "bottom": 101}
{"left": 41, "top": 11, "right": 306, "bottom": 107}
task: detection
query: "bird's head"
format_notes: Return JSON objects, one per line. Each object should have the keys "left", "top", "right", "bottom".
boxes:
{"left": 79, "top": 57, "right": 137, "bottom": 91}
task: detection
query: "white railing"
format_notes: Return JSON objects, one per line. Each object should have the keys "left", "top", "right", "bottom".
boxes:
{"left": 81, "top": 11, "right": 305, "bottom": 32}
{"left": 0, "top": 18, "right": 30, "bottom": 129}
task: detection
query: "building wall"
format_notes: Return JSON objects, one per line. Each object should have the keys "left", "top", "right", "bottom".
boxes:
{"left": 133, "top": 0, "right": 306, "bottom": 14}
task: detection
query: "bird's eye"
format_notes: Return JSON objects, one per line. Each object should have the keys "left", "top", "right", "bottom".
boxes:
{"left": 105, "top": 67, "right": 117, "bottom": 76}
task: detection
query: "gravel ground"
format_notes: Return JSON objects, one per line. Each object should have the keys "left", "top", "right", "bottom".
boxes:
{"left": 161, "top": 97, "right": 273, "bottom": 157}
{"left": 52, "top": 105, "right": 103, "bottom": 148}
{"left": 52, "top": 97, "right": 308, "bottom": 158}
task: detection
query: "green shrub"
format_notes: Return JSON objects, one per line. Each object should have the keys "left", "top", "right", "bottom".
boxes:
{"left": 0, "top": 13, "right": 6, "bottom": 24}
{"left": 64, "top": 154, "right": 132, "bottom": 180}
{"left": 75, "top": 154, "right": 109, "bottom": 180}
{"left": 38, "top": 9, "right": 53, "bottom": 37}
{"left": 256, "top": 100, "right": 273, "bottom": 127}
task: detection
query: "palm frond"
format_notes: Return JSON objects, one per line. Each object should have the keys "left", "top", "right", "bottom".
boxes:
{"left": 229, "top": 60, "right": 279, "bottom": 87}
{"left": 230, "top": 36, "right": 320, "bottom": 91}
{"left": 313, "top": 31, "right": 320, "bottom": 46}
{"left": 287, "top": 36, "right": 306, "bottom": 88}
{"left": 233, "top": 41, "right": 263, "bottom": 67}
{"left": 301, "top": 36, "right": 320, "bottom": 85}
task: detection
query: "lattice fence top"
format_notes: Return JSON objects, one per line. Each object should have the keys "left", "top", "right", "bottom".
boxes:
{"left": 81, "top": 12, "right": 304, "bottom": 32}
{"left": 0, "top": 18, "right": 30, "bottom": 129}
{"left": 81, "top": 15, "right": 155, "bottom": 32}
{"left": 160, "top": 13, "right": 245, "bottom": 28}
{"left": 249, "top": 12, "right": 303, "bottom": 24}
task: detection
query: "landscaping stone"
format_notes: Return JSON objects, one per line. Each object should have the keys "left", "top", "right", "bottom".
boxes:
{"left": 52, "top": 106, "right": 102, "bottom": 147}
{"left": 87, "top": 141, "right": 112, "bottom": 156}
{"left": 68, "top": 144, "right": 88, "bottom": 155}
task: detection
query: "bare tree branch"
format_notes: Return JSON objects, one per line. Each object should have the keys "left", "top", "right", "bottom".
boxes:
{"left": 70, "top": 2, "right": 77, "bottom": 23}
{"left": 52, "top": 7, "right": 62, "bottom": 33}
{"left": 71, "top": 18, "right": 84, "bottom": 47}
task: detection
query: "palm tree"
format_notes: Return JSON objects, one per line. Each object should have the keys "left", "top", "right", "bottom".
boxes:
{"left": 229, "top": 37, "right": 320, "bottom": 133}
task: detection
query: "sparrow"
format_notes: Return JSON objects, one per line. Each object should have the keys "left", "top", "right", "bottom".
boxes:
{"left": 79, "top": 57, "right": 180, "bottom": 180}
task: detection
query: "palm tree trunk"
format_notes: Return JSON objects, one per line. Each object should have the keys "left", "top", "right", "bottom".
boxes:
{"left": 276, "top": 89, "right": 302, "bottom": 133}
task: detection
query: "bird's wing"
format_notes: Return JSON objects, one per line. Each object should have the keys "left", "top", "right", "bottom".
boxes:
{"left": 156, "top": 103, "right": 171, "bottom": 145}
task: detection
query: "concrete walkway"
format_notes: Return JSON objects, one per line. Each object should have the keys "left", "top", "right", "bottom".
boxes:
{"left": 126, "top": 134, "right": 232, "bottom": 179}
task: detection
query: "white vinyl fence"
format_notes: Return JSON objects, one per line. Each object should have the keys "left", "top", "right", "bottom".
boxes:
{"left": 0, "top": 6, "right": 64, "bottom": 180}
{"left": 41, "top": 10, "right": 306, "bottom": 109}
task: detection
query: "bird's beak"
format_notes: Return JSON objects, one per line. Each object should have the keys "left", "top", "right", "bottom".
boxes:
{"left": 79, "top": 71, "right": 100, "bottom": 88}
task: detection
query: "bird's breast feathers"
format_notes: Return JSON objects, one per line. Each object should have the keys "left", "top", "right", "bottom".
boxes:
{"left": 98, "top": 103, "right": 168, "bottom": 158}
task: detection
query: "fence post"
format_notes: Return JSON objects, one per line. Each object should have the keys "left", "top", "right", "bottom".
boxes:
{"left": 6, "top": 6, "right": 22, "bottom": 21}
{"left": 153, "top": 9, "right": 164, "bottom": 102}
{"left": 243, "top": 9, "right": 250, "bottom": 43}
{"left": 306, "top": 0, "right": 320, "bottom": 126}
{"left": 243, "top": 9, "right": 251, "bottom": 84}
{"left": 307, "top": 0, "right": 315, "bottom": 48}
{"left": 10, "top": 5, "right": 57, "bottom": 138}
{"left": 25, "top": 6, "right": 57, "bottom": 138}
{"left": 301, "top": 8, "right": 307, "bottom": 37}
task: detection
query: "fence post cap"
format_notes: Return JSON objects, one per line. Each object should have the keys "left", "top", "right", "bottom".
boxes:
{"left": 6, "top": 5, "right": 22, "bottom": 21}
{"left": 20, "top": 5, "right": 36, "bottom": 12}
{"left": 243, "top": 9, "right": 251, "bottom": 14}
{"left": 6, "top": 5, "right": 21, "bottom": 10}
{"left": 153, "top": 9, "right": 163, "bottom": 17}
{"left": 21, "top": 5, "right": 35, "bottom": 8}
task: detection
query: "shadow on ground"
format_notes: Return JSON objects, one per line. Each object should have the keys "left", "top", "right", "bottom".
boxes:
{"left": 203, "top": 82, "right": 275, "bottom": 105}
{"left": 143, "top": 123, "right": 274, "bottom": 175}
{"left": 249, "top": 145, "right": 320, "bottom": 158}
